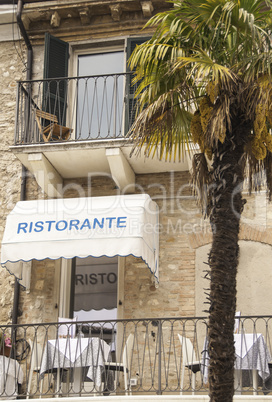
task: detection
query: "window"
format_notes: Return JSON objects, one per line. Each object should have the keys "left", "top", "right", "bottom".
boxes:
{"left": 58, "top": 256, "right": 124, "bottom": 325}
{"left": 70, "top": 256, "right": 118, "bottom": 323}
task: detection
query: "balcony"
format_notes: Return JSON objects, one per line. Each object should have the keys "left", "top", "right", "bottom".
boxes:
{"left": 1, "top": 316, "right": 272, "bottom": 400}
{"left": 15, "top": 74, "right": 135, "bottom": 145}
{"left": 11, "top": 75, "right": 190, "bottom": 197}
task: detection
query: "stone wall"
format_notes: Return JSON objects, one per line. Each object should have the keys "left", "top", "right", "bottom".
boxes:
{"left": 123, "top": 171, "right": 207, "bottom": 319}
{"left": 0, "top": 38, "right": 48, "bottom": 325}
{"left": 19, "top": 259, "right": 57, "bottom": 324}
{"left": 0, "top": 40, "right": 26, "bottom": 324}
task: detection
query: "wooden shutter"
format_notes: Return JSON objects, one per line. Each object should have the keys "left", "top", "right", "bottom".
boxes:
{"left": 125, "top": 37, "right": 149, "bottom": 133}
{"left": 43, "top": 33, "right": 69, "bottom": 125}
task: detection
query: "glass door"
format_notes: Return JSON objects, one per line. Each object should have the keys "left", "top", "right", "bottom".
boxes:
{"left": 77, "top": 51, "right": 124, "bottom": 139}
{"left": 70, "top": 255, "right": 118, "bottom": 345}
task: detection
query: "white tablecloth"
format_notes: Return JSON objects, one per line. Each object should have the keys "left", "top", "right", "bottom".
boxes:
{"left": 40, "top": 337, "right": 110, "bottom": 387}
{"left": 0, "top": 356, "right": 23, "bottom": 400}
{"left": 202, "top": 333, "right": 271, "bottom": 384}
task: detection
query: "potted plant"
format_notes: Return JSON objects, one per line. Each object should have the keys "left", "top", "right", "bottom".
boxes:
{"left": 0, "top": 332, "right": 12, "bottom": 357}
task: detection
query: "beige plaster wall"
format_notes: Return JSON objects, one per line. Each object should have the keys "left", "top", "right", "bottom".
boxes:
{"left": 195, "top": 240, "right": 272, "bottom": 317}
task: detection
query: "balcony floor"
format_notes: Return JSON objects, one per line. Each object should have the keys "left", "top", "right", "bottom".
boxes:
{"left": 11, "top": 140, "right": 190, "bottom": 197}
{"left": 11, "top": 140, "right": 190, "bottom": 177}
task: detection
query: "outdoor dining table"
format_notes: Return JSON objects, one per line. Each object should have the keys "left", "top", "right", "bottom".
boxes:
{"left": 40, "top": 337, "right": 110, "bottom": 396}
{"left": 202, "top": 333, "right": 271, "bottom": 395}
{"left": 0, "top": 355, "right": 23, "bottom": 400}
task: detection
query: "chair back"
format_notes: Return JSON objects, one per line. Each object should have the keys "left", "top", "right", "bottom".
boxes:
{"left": 27, "top": 339, "right": 45, "bottom": 398}
{"left": 178, "top": 334, "right": 197, "bottom": 366}
{"left": 122, "top": 334, "right": 134, "bottom": 373}
{"left": 58, "top": 317, "right": 77, "bottom": 338}
{"left": 28, "top": 339, "right": 43, "bottom": 371}
{"left": 234, "top": 311, "right": 241, "bottom": 334}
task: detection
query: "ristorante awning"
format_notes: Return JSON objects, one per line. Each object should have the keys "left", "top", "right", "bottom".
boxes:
{"left": 1, "top": 194, "right": 159, "bottom": 285}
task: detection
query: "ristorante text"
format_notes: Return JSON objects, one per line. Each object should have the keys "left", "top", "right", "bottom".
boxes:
{"left": 17, "top": 217, "right": 127, "bottom": 233}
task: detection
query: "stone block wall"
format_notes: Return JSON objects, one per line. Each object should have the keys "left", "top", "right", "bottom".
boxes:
{"left": 123, "top": 171, "right": 208, "bottom": 320}
{"left": 0, "top": 40, "right": 26, "bottom": 324}
{"left": 19, "top": 259, "right": 57, "bottom": 325}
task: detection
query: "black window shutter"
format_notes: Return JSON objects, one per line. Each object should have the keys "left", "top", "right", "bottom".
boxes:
{"left": 43, "top": 33, "right": 69, "bottom": 125}
{"left": 125, "top": 37, "right": 150, "bottom": 133}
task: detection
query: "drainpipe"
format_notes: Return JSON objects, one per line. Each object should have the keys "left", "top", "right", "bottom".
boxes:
{"left": 16, "top": 0, "right": 32, "bottom": 81}
{"left": 12, "top": 166, "right": 27, "bottom": 326}
{"left": 12, "top": 0, "right": 33, "bottom": 326}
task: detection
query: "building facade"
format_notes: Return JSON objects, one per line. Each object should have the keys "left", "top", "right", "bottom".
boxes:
{"left": 0, "top": 0, "right": 272, "bottom": 398}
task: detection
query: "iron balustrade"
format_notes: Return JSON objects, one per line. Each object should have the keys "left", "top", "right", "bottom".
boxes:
{"left": 14, "top": 73, "right": 138, "bottom": 145}
{"left": 0, "top": 316, "right": 272, "bottom": 398}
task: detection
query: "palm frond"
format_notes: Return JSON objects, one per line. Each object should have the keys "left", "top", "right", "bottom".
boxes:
{"left": 128, "top": 0, "right": 272, "bottom": 163}
{"left": 240, "top": 52, "right": 272, "bottom": 82}
{"left": 169, "top": 51, "right": 236, "bottom": 90}
{"left": 127, "top": 91, "right": 193, "bottom": 161}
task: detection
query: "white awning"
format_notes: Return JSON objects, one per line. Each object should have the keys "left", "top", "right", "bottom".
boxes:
{"left": 1, "top": 194, "right": 159, "bottom": 285}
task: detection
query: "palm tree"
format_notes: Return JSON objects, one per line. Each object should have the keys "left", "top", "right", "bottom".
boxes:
{"left": 128, "top": 1, "right": 272, "bottom": 401}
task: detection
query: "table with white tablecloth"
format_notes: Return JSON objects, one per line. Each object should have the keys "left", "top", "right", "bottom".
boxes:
{"left": 40, "top": 337, "right": 110, "bottom": 394}
{"left": 0, "top": 356, "right": 23, "bottom": 400}
{"left": 234, "top": 333, "right": 271, "bottom": 376}
{"left": 202, "top": 333, "right": 271, "bottom": 394}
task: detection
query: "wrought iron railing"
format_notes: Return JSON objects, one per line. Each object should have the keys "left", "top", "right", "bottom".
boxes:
{"left": 14, "top": 73, "right": 137, "bottom": 145}
{"left": 0, "top": 316, "right": 272, "bottom": 398}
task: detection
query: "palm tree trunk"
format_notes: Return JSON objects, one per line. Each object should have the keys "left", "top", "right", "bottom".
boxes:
{"left": 208, "top": 120, "right": 250, "bottom": 402}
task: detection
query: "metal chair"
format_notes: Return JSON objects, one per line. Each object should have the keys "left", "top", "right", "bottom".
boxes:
{"left": 178, "top": 334, "right": 201, "bottom": 395}
{"left": 104, "top": 333, "right": 134, "bottom": 395}
{"left": 26, "top": 339, "right": 44, "bottom": 398}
